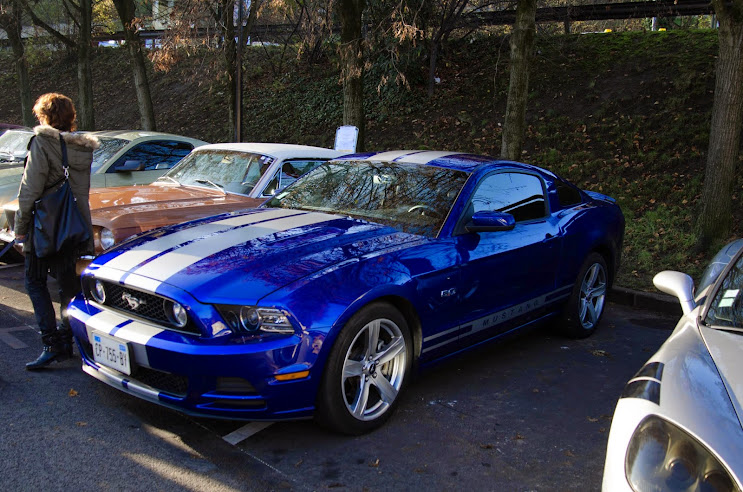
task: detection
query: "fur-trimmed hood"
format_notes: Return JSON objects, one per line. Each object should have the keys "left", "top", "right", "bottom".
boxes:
{"left": 34, "top": 124, "right": 100, "bottom": 150}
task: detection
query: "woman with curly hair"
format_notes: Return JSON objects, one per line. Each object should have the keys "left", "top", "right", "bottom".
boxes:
{"left": 15, "top": 93, "right": 99, "bottom": 370}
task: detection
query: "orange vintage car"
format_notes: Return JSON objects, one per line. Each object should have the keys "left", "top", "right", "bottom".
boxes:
{"left": 0, "top": 143, "right": 343, "bottom": 264}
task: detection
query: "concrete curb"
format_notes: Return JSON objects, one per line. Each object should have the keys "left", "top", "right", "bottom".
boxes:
{"left": 609, "top": 286, "right": 681, "bottom": 316}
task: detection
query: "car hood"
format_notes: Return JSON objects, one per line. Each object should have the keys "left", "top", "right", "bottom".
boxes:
{"left": 89, "top": 183, "right": 264, "bottom": 238}
{"left": 700, "top": 324, "right": 743, "bottom": 427}
{"left": 92, "top": 208, "right": 421, "bottom": 305}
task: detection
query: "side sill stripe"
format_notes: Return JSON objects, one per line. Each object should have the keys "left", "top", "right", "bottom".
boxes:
{"left": 421, "top": 287, "right": 568, "bottom": 354}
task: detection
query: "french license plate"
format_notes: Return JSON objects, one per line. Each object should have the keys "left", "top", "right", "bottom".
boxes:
{"left": 92, "top": 331, "right": 132, "bottom": 375}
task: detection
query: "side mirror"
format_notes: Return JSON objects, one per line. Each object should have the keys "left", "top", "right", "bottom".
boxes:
{"left": 115, "top": 160, "right": 144, "bottom": 172}
{"left": 465, "top": 211, "right": 515, "bottom": 233}
{"left": 653, "top": 270, "right": 695, "bottom": 315}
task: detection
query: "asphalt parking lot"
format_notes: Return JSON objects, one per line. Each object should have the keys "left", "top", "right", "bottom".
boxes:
{"left": 0, "top": 257, "right": 677, "bottom": 491}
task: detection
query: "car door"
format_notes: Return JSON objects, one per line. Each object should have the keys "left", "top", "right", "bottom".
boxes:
{"left": 102, "top": 140, "right": 195, "bottom": 187}
{"left": 454, "top": 171, "right": 563, "bottom": 346}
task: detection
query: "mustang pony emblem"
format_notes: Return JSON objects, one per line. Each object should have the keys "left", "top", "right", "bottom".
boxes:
{"left": 122, "top": 292, "right": 145, "bottom": 310}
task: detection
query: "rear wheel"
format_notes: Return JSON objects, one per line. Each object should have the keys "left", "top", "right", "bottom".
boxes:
{"left": 560, "top": 252, "right": 608, "bottom": 338}
{"left": 316, "top": 302, "right": 412, "bottom": 435}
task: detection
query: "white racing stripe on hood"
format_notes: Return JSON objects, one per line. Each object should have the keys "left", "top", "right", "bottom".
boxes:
{"left": 364, "top": 150, "right": 460, "bottom": 164}
{"left": 104, "top": 208, "right": 300, "bottom": 272}
{"left": 131, "top": 211, "right": 340, "bottom": 282}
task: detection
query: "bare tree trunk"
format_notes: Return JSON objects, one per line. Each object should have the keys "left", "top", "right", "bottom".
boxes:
{"left": 77, "top": 0, "right": 95, "bottom": 130}
{"left": 500, "top": 0, "right": 537, "bottom": 160}
{"left": 339, "top": 0, "right": 365, "bottom": 152}
{"left": 220, "top": 0, "right": 237, "bottom": 138}
{"left": 0, "top": 0, "right": 33, "bottom": 126}
{"left": 113, "top": 0, "right": 156, "bottom": 130}
{"left": 695, "top": 0, "right": 743, "bottom": 251}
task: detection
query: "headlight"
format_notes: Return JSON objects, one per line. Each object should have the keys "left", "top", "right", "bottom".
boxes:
{"left": 217, "top": 305, "right": 294, "bottom": 335}
{"left": 100, "top": 228, "right": 115, "bottom": 250}
{"left": 626, "top": 415, "right": 739, "bottom": 492}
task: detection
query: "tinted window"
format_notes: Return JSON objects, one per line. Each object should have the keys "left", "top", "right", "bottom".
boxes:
{"left": 705, "top": 255, "right": 743, "bottom": 329}
{"left": 471, "top": 172, "right": 546, "bottom": 222}
{"left": 261, "top": 159, "right": 329, "bottom": 197}
{"left": 107, "top": 140, "right": 194, "bottom": 172}
{"left": 555, "top": 180, "right": 583, "bottom": 207}
{"left": 92, "top": 137, "right": 129, "bottom": 172}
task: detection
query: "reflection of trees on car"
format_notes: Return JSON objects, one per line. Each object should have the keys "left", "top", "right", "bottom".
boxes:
{"left": 268, "top": 161, "right": 468, "bottom": 237}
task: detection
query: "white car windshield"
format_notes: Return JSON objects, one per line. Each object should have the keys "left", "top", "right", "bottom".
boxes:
{"left": 161, "top": 150, "right": 274, "bottom": 195}
{"left": 0, "top": 131, "right": 33, "bottom": 163}
{"left": 266, "top": 160, "right": 469, "bottom": 237}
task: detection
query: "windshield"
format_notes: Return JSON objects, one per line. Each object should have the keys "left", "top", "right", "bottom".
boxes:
{"left": 0, "top": 131, "right": 33, "bottom": 163}
{"left": 705, "top": 254, "right": 743, "bottom": 330}
{"left": 265, "top": 160, "right": 469, "bottom": 237}
{"left": 92, "top": 137, "right": 129, "bottom": 172}
{"left": 161, "top": 150, "right": 274, "bottom": 195}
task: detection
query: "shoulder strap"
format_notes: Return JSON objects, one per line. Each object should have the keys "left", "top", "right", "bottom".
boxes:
{"left": 58, "top": 133, "right": 69, "bottom": 179}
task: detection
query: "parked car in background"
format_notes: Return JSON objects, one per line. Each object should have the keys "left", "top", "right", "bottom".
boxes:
{"left": 0, "top": 128, "right": 35, "bottom": 210}
{"left": 0, "top": 130, "right": 207, "bottom": 253}
{"left": 603, "top": 239, "right": 743, "bottom": 492}
{"left": 0, "top": 123, "right": 29, "bottom": 136}
{"left": 67, "top": 150, "right": 625, "bottom": 434}
{"left": 66, "top": 142, "right": 339, "bottom": 260}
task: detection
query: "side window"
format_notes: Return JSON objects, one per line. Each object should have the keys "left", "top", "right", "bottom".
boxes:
{"left": 705, "top": 255, "right": 743, "bottom": 328}
{"left": 555, "top": 180, "right": 583, "bottom": 207}
{"left": 471, "top": 172, "right": 547, "bottom": 222}
{"left": 261, "top": 159, "right": 328, "bottom": 197}
{"left": 107, "top": 141, "right": 194, "bottom": 172}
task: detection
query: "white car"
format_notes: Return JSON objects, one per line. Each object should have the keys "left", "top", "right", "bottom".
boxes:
{"left": 602, "top": 239, "right": 743, "bottom": 491}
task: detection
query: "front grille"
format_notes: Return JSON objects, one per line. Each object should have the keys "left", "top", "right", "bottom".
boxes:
{"left": 89, "top": 279, "right": 200, "bottom": 335}
{"left": 132, "top": 366, "right": 189, "bottom": 397}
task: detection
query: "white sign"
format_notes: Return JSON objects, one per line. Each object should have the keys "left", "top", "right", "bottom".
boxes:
{"left": 335, "top": 125, "right": 359, "bottom": 153}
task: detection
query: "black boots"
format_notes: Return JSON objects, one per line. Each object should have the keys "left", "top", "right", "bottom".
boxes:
{"left": 25, "top": 326, "right": 74, "bottom": 371}
{"left": 25, "top": 345, "right": 67, "bottom": 370}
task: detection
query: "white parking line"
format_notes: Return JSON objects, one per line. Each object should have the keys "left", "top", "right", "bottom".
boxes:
{"left": 222, "top": 422, "right": 273, "bottom": 445}
{"left": 0, "top": 263, "right": 23, "bottom": 270}
{"left": 0, "top": 325, "right": 35, "bottom": 349}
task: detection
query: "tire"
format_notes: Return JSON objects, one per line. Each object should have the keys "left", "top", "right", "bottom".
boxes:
{"left": 315, "top": 302, "right": 412, "bottom": 435}
{"left": 560, "top": 252, "right": 608, "bottom": 338}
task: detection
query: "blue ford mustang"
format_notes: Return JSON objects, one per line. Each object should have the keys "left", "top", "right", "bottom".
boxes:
{"left": 68, "top": 150, "right": 625, "bottom": 434}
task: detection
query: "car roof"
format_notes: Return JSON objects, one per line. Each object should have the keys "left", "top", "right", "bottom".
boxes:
{"left": 335, "top": 150, "right": 556, "bottom": 176}
{"left": 193, "top": 142, "right": 343, "bottom": 160}
{"left": 88, "top": 130, "right": 207, "bottom": 144}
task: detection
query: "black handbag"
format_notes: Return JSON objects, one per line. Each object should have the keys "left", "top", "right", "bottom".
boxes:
{"left": 32, "top": 135, "right": 90, "bottom": 258}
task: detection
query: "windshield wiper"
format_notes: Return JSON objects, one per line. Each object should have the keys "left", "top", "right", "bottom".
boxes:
{"left": 195, "top": 179, "right": 226, "bottom": 194}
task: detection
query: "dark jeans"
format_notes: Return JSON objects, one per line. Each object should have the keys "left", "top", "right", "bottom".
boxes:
{"left": 24, "top": 251, "right": 81, "bottom": 340}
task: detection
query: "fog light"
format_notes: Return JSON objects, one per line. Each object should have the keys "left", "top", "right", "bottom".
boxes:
{"left": 91, "top": 280, "right": 106, "bottom": 303}
{"left": 170, "top": 302, "right": 188, "bottom": 327}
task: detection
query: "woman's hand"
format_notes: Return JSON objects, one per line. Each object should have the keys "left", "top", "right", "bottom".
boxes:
{"left": 15, "top": 234, "right": 27, "bottom": 243}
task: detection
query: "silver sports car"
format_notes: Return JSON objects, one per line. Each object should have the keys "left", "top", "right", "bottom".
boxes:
{"left": 602, "top": 239, "right": 743, "bottom": 491}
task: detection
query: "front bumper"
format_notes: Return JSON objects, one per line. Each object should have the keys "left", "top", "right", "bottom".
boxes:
{"left": 68, "top": 299, "right": 324, "bottom": 421}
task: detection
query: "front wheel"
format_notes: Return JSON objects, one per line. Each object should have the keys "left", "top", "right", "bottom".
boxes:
{"left": 560, "top": 252, "right": 608, "bottom": 338}
{"left": 315, "top": 302, "right": 412, "bottom": 435}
